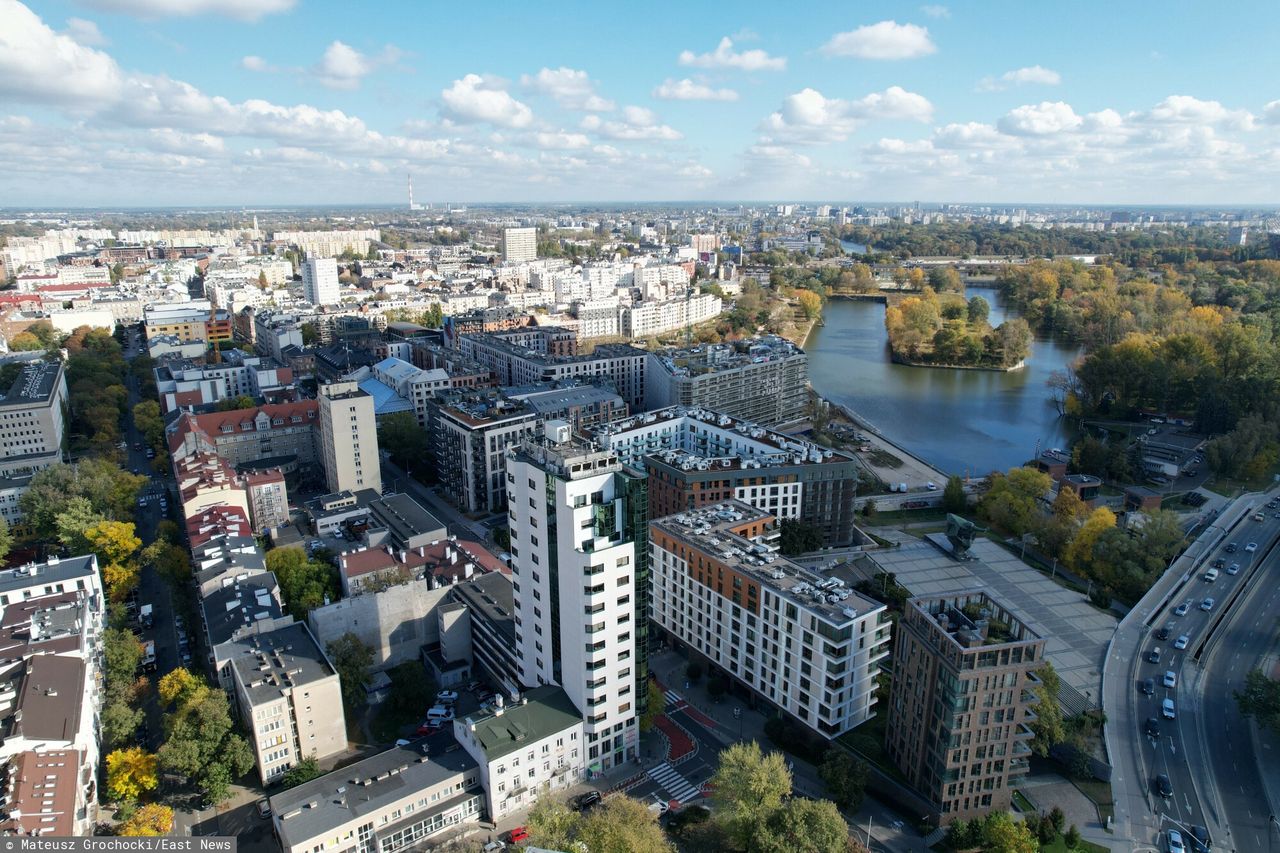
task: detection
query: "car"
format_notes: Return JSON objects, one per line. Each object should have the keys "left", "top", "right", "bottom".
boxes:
{"left": 1144, "top": 717, "right": 1161, "bottom": 738}
{"left": 1163, "top": 670, "right": 1177, "bottom": 688}
{"left": 506, "top": 826, "right": 530, "bottom": 844}
{"left": 572, "top": 791, "right": 603, "bottom": 811}
{"left": 647, "top": 798, "right": 670, "bottom": 817}
{"left": 416, "top": 719, "right": 445, "bottom": 735}
{"left": 1274, "top": 512, "right": 1280, "bottom": 520}
{"left": 1269, "top": 500, "right": 1279, "bottom": 509}
{"left": 1174, "top": 601, "right": 1190, "bottom": 617}
{"left": 1156, "top": 623, "right": 1173, "bottom": 641}
{"left": 1142, "top": 677, "right": 1155, "bottom": 695}
{"left": 465, "top": 680, "right": 482, "bottom": 693}
{"left": 1156, "top": 773, "right": 1174, "bottom": 799}
{"left": 1148, "top": 647, "right": 1162, "bottom": 664}
{"left": 1204, "top": 567, "right": 1219, "bottom": 582}
{"left": 257, "top": 799, "right": 271, "bottom": 819}
{"left": 1200, "top": 597, "right": 1215, "bottom": 612}
{"left": 1211, "top": 558, "right": 1225, "bottom": 569}
{"left": 1245, "top": 542, "right": 1258, "bottom": 553}
{"left": 1227, "top": 562, "right": 1241, "bottom": 575}
{"left": 1168, "top": 828, "right": 1185, "bottom": 853}
{"left": 482, "top": 842, "right": 505, "bottom": 853}
{"left": 1225, "top": 542, "right": 1238, "bottom": 553}
{"left": 1189, "top": 825, "right": 1211, "bottom": 852}
{"left": 1174, "top": 634, "right": 1189, "bottom": 650}
{"left": 436, "top": 690, "right": 459, "bottom": 704}
{"left": 1162, "top": 698, "right": 1176, "bottom": 719}
{"left": 427, "top": 704, "right": 455, "bottom": 721}
{"left": 926, "top": 481, "right": 938, "bottom": 490}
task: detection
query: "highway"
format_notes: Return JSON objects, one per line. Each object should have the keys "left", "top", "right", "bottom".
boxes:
{"left": 1106, "top": 489, "right": 1280, "bottom": 851}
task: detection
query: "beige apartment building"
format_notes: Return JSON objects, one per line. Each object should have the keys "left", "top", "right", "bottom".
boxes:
{"left": 318, "top": 381, "right": 381, "bottom": 495}
{"left": 885, "top": 591, "right": 1044, "bottom": 822}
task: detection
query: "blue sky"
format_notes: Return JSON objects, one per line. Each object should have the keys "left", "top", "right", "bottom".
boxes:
{"left": 4, "top": 0, "right": 1280, "bottom": 206}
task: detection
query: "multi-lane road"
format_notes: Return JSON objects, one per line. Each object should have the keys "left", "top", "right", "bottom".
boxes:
{"left": 1107, "top": 490, "right": 1280, "bottom": 851}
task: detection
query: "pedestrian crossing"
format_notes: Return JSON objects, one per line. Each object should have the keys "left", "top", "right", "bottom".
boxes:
{"left": 664, "top": 689, "right": 684, "bottom": 709}
{"left": 647, "top": 762, "right": 702, "bottom": 803}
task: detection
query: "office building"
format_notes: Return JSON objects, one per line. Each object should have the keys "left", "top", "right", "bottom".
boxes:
{"left": 318, "top": 381, "right": 381, "bottom": 495}
{"left": 650, "top": 501, "right": 888, "bottom": 738}
{"left": 269, "top": 744, "right": 480, "bottom": 853}
{"left": 454, "top": 685, "right": 585, "bottom": 820}
{"left": 224, "top": 621, "right": 347, "bottom": 785}
{"left": 426, "top": 390, "right": 539, "bottom": 513}
{"left": 885, "top": 591, "right": 1044, "bottom": 822}
{"left": 646, "top": 336, "right": 808, "bottom": 426}
{"left": 302, "top": 257, "right": 340, "bottom": 307}
{"left": 593, "top": 406, "right": 861, "bottom": 547}
{"left": 502, "top": 227, "right": 537, "bottom": 263}
{"left": 506, "top": 423, "right": 647, "bottom": 772}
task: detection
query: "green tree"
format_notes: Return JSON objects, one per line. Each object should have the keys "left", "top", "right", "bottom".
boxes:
{"left": 526, "top": 794, "right": 579, "bottom": 852}
{"left": 101, "top": 699, "right": 145, "bottom": 751}
{"left": 1235, "top": 668, "right": 1280, "bottom": 732}
{"left": 640, "top": 679, "right": 666, "bottom": 733}
{"left": 377, "top": 411, "right": 429, "bottom": 470}
{"left": 942, "top": 475, "right": 967, "bottom": 513}
{"left": 756, "top": 798, "right": 849, "bottom": 853}
{"left": 327, "top": 632, "right": 373, "bottom": 712}
{"left": 710, "top": 741, "right": 792, "bottom": 851}
{"left": 979, "top": 467, "right": 1052, "bottom": 536}
{"left": 20, "top": 459, "right": 145, "bottom": 541}
{"left": 967, "top": 295, "right": 991, "bottom": 325}
{"left": 818, "top": 748, "right": 867, "bottom": 811}
{"left": 778, "top": 519, "right": 824, "bottom": 555}
{"left": 157, "top": 673, "right": 254, "bottom": 804}
{"left": 980, "top": 811, "right": 1040, "bottom": 853}
{"left": 0, "top": 517, "right": 12, "bottom": 563}
{"left": 300, "top": 323, "right": 318, "bottom": 345}
{"left": 386, "top": 660, "right": 435, "bottom": 716}
{"left": 280, "top": 756, "right": 324, "bottom": 789}
{"left": 577, "top": 795, "right": 674, "bottom": 853}
{"left": 1064, "top": 825, "right": 1081, "bottom": 849}
{"left": 214, "top": 395, "right": 257, "bottom": 411}
{"left": 266, "top": 547, "right": 340, "bottom": 619}
{"left": 1028, "top": 661, "right": 1065, "bottom": 756}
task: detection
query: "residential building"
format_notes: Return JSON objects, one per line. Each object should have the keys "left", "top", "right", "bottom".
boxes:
{"left": 619, "top": 292, "right": 722, "bottom": 339}
{"left": 645, "top": 336, "right": 808, "bottom": 426}
{"left": 144, "top": 300, "right": 232, "bottom": 344}
{"left": 442, "top": 307, "right": 533, "bottom": 349}
{"left": 426, "top": 390, "right": 539, "bottom": 513}
{"left": 224, "top": 621, "right": 347, "bottom": 784}
{"left": 317, "top": 381, "right": 381, "bottom": 495}
{"left": 154, "top": 356, "right": 292, "bottom": 413}
{"left": 593, "top": 406, "right": 860, "bottom": 547}
{"left": 505, "top": 383, "right": 628, "bottom": 434}
{"left": 0, "top": 555, "right": 103, "bottom": 619}
{"left": 502, "top": 227, "right": 537, "bottom": 263}
{"left": 273, "top": 228, "right": 379, "bottom": 259}
{"left": 506, "top": 424, "right": 646, "bottom": 772}
{"left": 885, "top": 591, "right": 1044, "bottom": 822}
{"left": 239, "top": 467, "right": 290, "bottom": 533}
{"left": 0, "top": 749, "right": 90, "bottom": 836}
{"left": 459, "top": 335, "right": 646, "bottom": 409}
{"left": 167, "top": 400, "right": 320, "bottom": 475}
{"left": 174, "top": 453, "right": 251, "bottom": 522}
{"left": 269, "top": 742, "right": 482, "bottom": 853}
{"left": 192, "top": 535, "right": 269, "bottom": 597}
{"left": 0, "top": 360, "right": 67, "bottom": 482}
{"left": 370, "top": 357, "right": 451, "bottom": 428}
{"left": 302, "top": 257, "right": 340, "bottom": 307}
{"left": 336, "top": 539, "right": 478, "bottom": 597}
{"left": 650, "top": 501, "right": 888, "bottom": 739}
{"left": 454, "top": 685, "right": 585, "bottom": 820}
{"left": 434, "top": 571, "right": 519, "bottom": 695}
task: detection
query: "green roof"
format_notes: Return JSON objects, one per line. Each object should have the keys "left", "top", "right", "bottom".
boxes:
{"left": 466, "top": 685, "right": 582, "bottom": 761}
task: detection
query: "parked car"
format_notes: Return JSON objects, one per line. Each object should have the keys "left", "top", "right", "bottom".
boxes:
{"left": 1168, "top": 828, "right": 1185, "bottom": 853}
{"left": 1200, "top": 597, "right": 1215, "bottom": 612}
{"left": 506, "top": 826, "right": 530, "bottom": 844}
{"left": 1174, "top": 635, "right": 1189, "bottom": 650}
{"left": 436, "top": 690, "right": 459, "bottom": 704}
{"left": 482, "top": 842, "right": 505, "bottom": 853}
{"left": 1245, "top": 542, "right": 1258, "bottom": 553}
{"left": 1163, "top": 670, "right": 1177, "bottom": 688}
{"left": 427, "top": 705, "right": 454, "bottom": 721}
{"left": 416, "top": 719, "right": 445, "bottom": 735}
{"left": 257, "top": 799, "right": 272, "bottom": 819}
{"left": 1162, "top": 698, "right": 1176, "bottom": 719}
{"left": 572, "top": 791, "right": 603, "bottom": 811}
{"left": 1156, "top": 774, "right": 1174, "bottom": 799}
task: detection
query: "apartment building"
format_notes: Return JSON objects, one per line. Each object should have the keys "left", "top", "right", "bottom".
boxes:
{"left": 0, "top": 555, "right": 103, "bottom": 618}
{"left": 592, "top": 406, "right": 860, "bottom": 547}
{"left": 426, "top": 390, "right": 539, "bottom": 513}
{"left": 269, "top": 743, "right": 482, "bottom": 853}
{"left": 317, "top": 381, "right": 381, "bottom": 495}
{"left": 302, "top": 257, "right": 340, "bottom": 307}
{"left": 506, "top": 424, "right": 647, "bottom": 772}
{"left": 459, "top": 335, "right": 646, "bottom": 410}
{"left": 0, "top": 361, "right": 67, "bottom": 512}
{"left": 239, "top": 467, "right": 289, "bottom": 533}
{"left": 167, "top": 400, "right": 320, "bottom": 473}
{"left": 153, "top": 355, "right": 292, "bottom": 413}
{"left": 885, "top": 591, "right": 1044, "bottom": 822}
{"left": 370, "top": 357, "right": 452, "bottom": 428}
{"left": 645, "top": 336, "right": 809, "bottom": 426}
{"left": 505, "top": 383, "right": 628, "bottom": 434}
{"left": 620, "top": 292, "right": 722, "bottom": 339}
{"left": 502, "top": 227, "right": 537, "bottom": 263}
{"left": 650, "top": 501, "right": 889, "bottom": 739}
{"left": 454, "top": 685, "right": 585, "bottom": 820}
{"left": 144, "top": 300, "right": 232, "bottom": 344}
{"left": 435, "top": 571, "right": 519, "bottom": 695}
{"left": 224, "top": 621, "right": 347, "bottom": 785}
{"left": 174, "top": 453, "right": 251, "bottom": 522}
{"left": 273, "top": 228, "right": 379, "bottom": 259}
{"left": 442, "top": 306, "right": 533, "bottom": 349}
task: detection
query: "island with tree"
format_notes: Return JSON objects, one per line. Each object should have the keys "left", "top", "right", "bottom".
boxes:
{"left": 883, "top": 288, "right": 1033, "bottom": 370}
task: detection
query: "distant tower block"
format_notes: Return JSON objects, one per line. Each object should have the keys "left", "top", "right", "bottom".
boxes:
{"left": 408, "top": 173, "right": 422, "bottom": 211}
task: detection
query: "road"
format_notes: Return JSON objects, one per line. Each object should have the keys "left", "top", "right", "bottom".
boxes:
{"left": 1105, "top": 488, "right": 1280, "bottom": 851}
{"left": 380, "top": 455, "right": 495, "bottom": 542}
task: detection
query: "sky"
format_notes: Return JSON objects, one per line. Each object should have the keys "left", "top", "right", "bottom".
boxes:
{"left": 4, "top": 0, "right": 1280, "bottom": 207}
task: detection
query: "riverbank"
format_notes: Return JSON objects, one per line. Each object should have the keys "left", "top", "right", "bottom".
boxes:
{"left": 889, "top": 351, "right": 1026, "bottom": 372}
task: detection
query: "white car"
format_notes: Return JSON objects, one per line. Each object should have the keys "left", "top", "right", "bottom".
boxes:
{"left": 1173, "top": 635, "right": 1189, "bottom": 650}
{"left": 1162, "top": 698, "right": 1176, "bottom": 719}
{"left": 1200, "top": 597, "right": 1215, "bottom": 612}
{"left": 436, "top": 690, "right": 459, "bottom": 704}
{"left": 1167, "top": 828, "right": 1185, "bottom": 853}
{"left": 1163, "top": 670, "right": 1177, "bottom": 688}
{"left": 1245, "top": 542, "right": 1258, "bottom": 553}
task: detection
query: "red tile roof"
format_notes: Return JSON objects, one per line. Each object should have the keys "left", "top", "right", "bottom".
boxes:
{"left": 169, "top": 399, "right": 318, "bottom": 455}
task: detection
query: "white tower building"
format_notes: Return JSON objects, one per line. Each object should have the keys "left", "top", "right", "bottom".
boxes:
{"left": 301, "top": 257, "right": 339, "bottom": 307}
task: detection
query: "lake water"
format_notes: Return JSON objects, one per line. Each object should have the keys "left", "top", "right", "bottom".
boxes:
{"left": 806, "top": 288, "right": 1082, "bottom": 476}
{"left": 839, "top": 239, "right": 869, "bottom": 254}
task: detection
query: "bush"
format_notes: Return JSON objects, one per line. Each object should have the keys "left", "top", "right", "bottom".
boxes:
{"left": 1064, "top": 825, "right": 1081, "bottom": 848}
{"left": 1037, "top": 813, "right": 1058, "bottom": 843}
{"left": 1049, "top": 805, "right": 1066, "bottom": 834}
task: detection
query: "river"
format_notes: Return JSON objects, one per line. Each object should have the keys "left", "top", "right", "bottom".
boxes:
{"left": 805, "top": 288, "right": 1082, "bottom": 476}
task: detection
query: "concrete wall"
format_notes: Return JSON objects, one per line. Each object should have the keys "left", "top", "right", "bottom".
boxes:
{"left": 307, "top": 580, "right": 452, "bottom": 671}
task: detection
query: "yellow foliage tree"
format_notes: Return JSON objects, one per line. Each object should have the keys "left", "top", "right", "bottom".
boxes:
{"left": 106, "top": 747, "right": 159, "bottom": 803}
{"left": 117, "top": 803, "right": 174, "bottom": 836}
{"left": 796, "top": 290, "right": 823, "bottom": 321}
{"left": 101, "top": 562, "right": 140, "bottom": 602}
{"left": 84, "top": 520, "right": 142, "bottom": 566}
{"left": 1065, "top": 506, "right": 1117, "bottom": 572}
{"left": 158, "top": 667, "right": 206, "bottom": 707}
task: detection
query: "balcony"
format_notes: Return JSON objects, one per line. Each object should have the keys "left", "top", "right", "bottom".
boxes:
{"left": 1008, "top": 758, "right": 1030, "bottom": 777}
{"left": 1013, "top": 741, "right": 1032, "bottom": 757}
{"left": 1014, "top": 722, "right": 1035, "bottom": 740}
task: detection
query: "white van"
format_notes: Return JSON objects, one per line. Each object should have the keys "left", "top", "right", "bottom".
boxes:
{"left": 427, "top": 705, "right": 455, "bottom": 722}
{"left": 1204, "top": 567, "right": 1219, "bottom": 582}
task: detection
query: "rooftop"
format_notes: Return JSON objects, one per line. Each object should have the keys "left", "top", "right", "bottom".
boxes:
{"left": 651, "top": 500, "right": 882, "bottom": 627}
{"left": 461, "top": 685, "right": 581, "bottom": 761}
{"left": 201, "top": 573, "right": 283, "bottom": 647}
{"left": 908, "top": 590, "right": 1042, "bottom": 650}
{"left": 0, "top": 361, "right": 63, "bottom": 407}
{"left": 226, "top": 621, "right": 336, "bottom": 705}
{"left": 0, "top": 556, "right": 97, "bottom": 600}
{"left": 449, "top": 572, "right": 515, "bottom": 643}
{"left": 0, "top": 750, "right": 80, "bottom": 836}
{"left": 653, "top": 336, "right": 804, "bottom": 378}
{"left": 8, "top": 654, "right": 85, "bottom": 742}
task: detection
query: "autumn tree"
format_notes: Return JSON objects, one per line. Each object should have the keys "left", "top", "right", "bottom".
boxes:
{"left": 639, "top": 679, "right": 666, "bottom": 733}
{"left": 578, "top": 795, "right": 674, "bottom": 853}
{"left": 711, "top": 741, "right": 792, "bottom": 850}
{"left": 796, "top": 290, "right": 823, "bottom": 321}
{"left": 106, "top": 747, "right": 159, "bottom": 803}
{"left": 267, "top": 547, "right": 340, "bottom": 619}
{"left": 84, "top": 520, "right": 142, "bottom": 601}
{"left": 117, "top": 804, "right": 174, "bottom": 837}
{"left": 979, "top": 467, "right": 1052, "bottom": 536}
{"left": 157, "top": 669, "right": 255, "bottom": 804}
{"left": 0, "top": 517, "right": 12, "bottom": 563}
{"left": 1064, "top": 506, "right": 1117, "bottom": 573}
{"left": 942, "top": 475, "right": 967, "bottom": 513}
{"left": 1028, "top": 661, "right": 1065, "bottom": 756}
{"left": 980, "top": 811, "right": 1040, "bottom": 853}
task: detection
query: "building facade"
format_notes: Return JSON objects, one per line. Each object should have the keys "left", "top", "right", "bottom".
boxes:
{"left": 0, "top": 361, "right": 68, "bottom": 512}
{"left": 302, "top": 257, "right": 340, "bottom": 307}
{"left": 502, "top": 227, "right": 537, "bottom": 263}
{"left": 645, "top": 336, "right": 808, "bottom": 426}
{"left": 427, "top": 391, "right": 539, "bottom": 513}
{"left": 318, "top": 381, "right": 381, "bottom": 495}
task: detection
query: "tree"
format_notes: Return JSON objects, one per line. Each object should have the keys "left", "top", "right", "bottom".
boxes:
{"left": 258, "top": 270, "right": 269, "bottom": 288}
{"left": 526, "top": 795, "right": 580, "bottom": 853}
{"left": 980, "top": 811, "right": 1039, "bottom": 853}
{"left": 267, "top": 546, "right": 340, "bottom": 619}
{"left": 328, "top": 632, "right": 373, "bottom": 711}
{"left": 1028, "top": 661, "right": 1065, "bottom": 756}
{"left": 21, "top": 459, "right": 146, "bottom": 542}
{"left": 143, "top": 541, "right": 192, "bottom": 586}
{"left": 1235, "top": 668, "right": 1280, "bottom": 732}
{"left": 778, "top": 519, "right": 824, "bottom": 555}
{"left": 818, "top": 748, "right": 867, "bottom": 811}
{"left": 979, "top": 467, "right": 1052, "bottom": 536}
{"left": 85, "top": 520, "right": 142, "bottom": 601}
{"left": 101, "top": 699, "right": 146, "bottom": 751}
{"left": 0, "top": 517, "right": 12, "bottom": 563}
{"left": 280, "top": 756, "right": 324, "bottom": 789}
{"left": 104, "top": 627, "right": 144, "bottom": 686}
{"left": 929, "top": 267, "right": 964, "bottom": 293}
{"left": 156, "top": 670, "right": 255, "bottom": 804}
{"left": 756, "top": 798, "right": 849, "bottom": 853}
{"left": 577, "top": 795, "right": 674, "bottom": 853}
{"left": 1063, "top": 506, "right": 1116, "bottom": 573}
{"left": 862, "top": 498, "right": 878, "bottom": 520}
{"left": 796, "top": 290, "right": 823, "bottom": 321}
{"left": 967, "top": 295, "right": 991, "bottom": 325}
{"left": 214, "top": 395, "right": 257, "bottom": 412}
{"left": 685, "top": 661, "right": 703, "bottom": 683}
{"left": 1064, "top": 825, "right": 1081, "bottom": 849}
{"left": 117, "top": 804, "right": 174, "bottom": 837}
{"left": 1049, "top": 806, "right": 1065, "bottom": 835}
{"left": 942, "top": 475, "right": 967, "bottom": 513}
{"left": 378, "top": 411, "right": 429, "bottom": 470}
{"left": 158, "top": 668, "right": 204, "bottom": 707}
{"left": 105, "top": 747, "right": 159, "bottom": 803}
{"left": 710, "top": 741, "right": 792, "bottom": 851}
{"left": 640, "top": 679, "right": 666, "bottom": 733}
{"left": 707, "top": 673, "right": 729, "bottom": 701}
{"left": 386, "top": 660, "right": 435, "bottom": 717}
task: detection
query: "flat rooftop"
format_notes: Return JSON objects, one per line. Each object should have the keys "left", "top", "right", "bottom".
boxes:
{"left": 654, "top": 336, "right": 804, "bottom": 378}
{"left": 225, "top": 621, "right": 336, "bottom": 704}
{"left": 0, "top": 556, "right": 97, "bottom": 599}
{"left": 1, "top": 361, "right": 63, "bottom": 407}
{"left": 651, "top": 500, "right": 882, "bottom": 627}
{"left": 460, "top": 684, "right": 581, "bottom": 761}
{"left": 201, "top": 573, "right": 283, "bottom": 647}
{"left": 449, "top": 572, "right": 515, "bottom": 644}
{"left": 907, "top": 590, "right": 1041, "bottom": 649}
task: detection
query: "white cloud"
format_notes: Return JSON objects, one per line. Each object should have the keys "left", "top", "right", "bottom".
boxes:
{"left": 64, "top": 17, "right": 107, "bottom": 45}
{"left": 977, "top": 65, "right": 1061, "bottom": 91}
{"left": 581, "top": 107, "right": 682, "bottom": 141}
{"left": 920, "top": 4, "right": 950, "bottom": 18}
{"left": 760, "top": 86, "right": 933, "bottom": 143}
{"left": 0, "top": 1, "right": 124, "bottom": 104}
{"left": 240, "top": 55, "right": 271, "bottom": 72}
{"left": 147, "top": 127, "right": 225, "bottom": 154}
{"left": 653, "top": 78, "right": 738, "bottom": 102}
{"left": 313, "top": 41, "right": 372, "bottom": 90}
{"left": 520, "top": 67, "right": 614, "bottom": 111}
{"left": 821, "top": 21, "right": 936, "bottom": 60}
{"left": 534, "top": 130, "right": 591, "bottom": 150}
{"left": 1143, "top": 95, "right": 1254, "bottom": 130}
{"left": 440, "top": 74, "right": 534, "bottom": 128}
{"left": 997, "top": 101, "right": 1083, "bottom": 135}
{"left": 75, "top": 0, "right": 294, "bottom": 21}
{"left": 678, "top": 36, "right": 786, "bottom": 72}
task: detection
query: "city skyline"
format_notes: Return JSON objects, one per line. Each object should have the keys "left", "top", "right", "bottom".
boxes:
{"left": 5, "top": 0, "right": 1280, "bottom": 206}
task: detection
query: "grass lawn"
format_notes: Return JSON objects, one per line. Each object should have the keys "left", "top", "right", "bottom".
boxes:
{"left": 1070, "top": 777, "right": 1115, "bottom": 828}
{"left": 872, "top": 507, "right": 952, "bottom": 524}
{"left": 370, "top": 703, "right": 419, "bottom": 745}
{"left": 1040, "top": 836, "right": 1108, "bottom": 853}
{"left": 836, "top": 714, "right": 911, "bottom": 786}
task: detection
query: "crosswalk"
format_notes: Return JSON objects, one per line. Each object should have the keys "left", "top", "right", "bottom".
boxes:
{"left": 664, "top": 689, "right": 684, "bottom": 709}
{"left": 647, "top": 762, "right": 702, "bottom": 803}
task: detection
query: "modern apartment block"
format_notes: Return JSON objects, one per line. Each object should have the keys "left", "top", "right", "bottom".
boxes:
{"left": 502, "top": 226, "right": 537, "bottom": 263}
{"left": 505, "top": 423, "right": 647, "bottom": 772}
{"left": 885, "top": 591, "right": 1044, "bottom": 822}
{"left": 649, "top": 501, "right": 889, "bottom": 738}
{"left": 318, "top": 381, "right": 381, "bottom": 495}
{"left": 224, "top": 621, "right": 347, "bottom": 785}
{"left": 459, "top": 334, "right": 646, "bottom": 409}
{"left": 0, "top": 361, "right": 67, "bottom": 522}
{"left": 436, "top": 571, "right": 520, "bottom": 696}
{"left": 645, "top": 336, "right": 809, "bottom": 426}
{"left": 426, "top": 390, "right": 539, "bottom": 513}
{"left": 592, "top": 406, "right": 861, "bottom": 547}
{"left": 302, "top": 257, "right": 340, "bottom": 307}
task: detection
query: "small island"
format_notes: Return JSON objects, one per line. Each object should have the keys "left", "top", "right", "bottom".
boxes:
{"left": 884, "top": 288, "right": 1032, "bottom": 370}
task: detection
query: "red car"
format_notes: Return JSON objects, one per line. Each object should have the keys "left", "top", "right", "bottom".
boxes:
{"left": 506, "top": 826, "right": 529, "bottom": 844}
{"left": 415, "top": 719, "right": 444, "bottom": 735}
